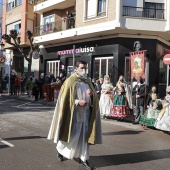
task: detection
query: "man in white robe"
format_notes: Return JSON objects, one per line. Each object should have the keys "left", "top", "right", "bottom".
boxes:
{"left": 48, "top": 60, "right": 102, "bottom": 170}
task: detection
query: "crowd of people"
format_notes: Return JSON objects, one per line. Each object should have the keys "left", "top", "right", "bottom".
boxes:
{"left": 91, "top": 74, "right": 170, "bottom": 135}
{"left": 48, "top": 60, "right": 170, "bottom": 170}
{"left": 4, "top": 71, "right": 66, "bottom": 102}
{"left": 4, "top": 60, "right": 170, "bottom": 170}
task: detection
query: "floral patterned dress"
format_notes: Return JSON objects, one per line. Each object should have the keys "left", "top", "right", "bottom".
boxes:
{"left": 110, "top": 83, "right": 133, "bottom": 118}
{"left": 139, "top": 94, "right": 162, "bottom": 127}
{"left": 154, "top": 95, "right": 170, "bottom": 132}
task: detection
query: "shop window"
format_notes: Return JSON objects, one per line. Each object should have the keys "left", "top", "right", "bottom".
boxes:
{"left": 94, "top": 57, "right": 114, "bottom": 84}
{"left": 46, "top": 61, "right": 60, "bottom": 78}
{"left": 67, "top": 57, "right": 81, "bottom": 77}
{"left": 159, "top": 59, "right": 167, "bottom": 84}
{"left": 124, "top": 57, "right": 131, "bottom": 84}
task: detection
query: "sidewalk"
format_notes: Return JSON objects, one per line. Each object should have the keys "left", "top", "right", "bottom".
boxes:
{"left": 0, "top": 90, "right": 56, "bottom": 106}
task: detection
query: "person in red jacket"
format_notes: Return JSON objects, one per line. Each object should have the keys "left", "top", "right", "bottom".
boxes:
{"left": 15, "top": 76, "right": 21, "bottom": 97}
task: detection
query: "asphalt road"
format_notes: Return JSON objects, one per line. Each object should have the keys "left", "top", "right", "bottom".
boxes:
{"left": 0, "top": 95, "right": 170, "bottom": 170}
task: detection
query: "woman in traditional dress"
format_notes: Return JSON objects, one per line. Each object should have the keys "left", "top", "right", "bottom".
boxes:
{"left": 99, "top": 75, "right": 114, "bottom": 119}
{"left": 154, "top": 86, "right": 170, "bottom": 133}
{"left": 110, "top": 75, "right": 133, "bottom": 121}
{"left": 139, "top": 86, "right": 162, "bottom": 128}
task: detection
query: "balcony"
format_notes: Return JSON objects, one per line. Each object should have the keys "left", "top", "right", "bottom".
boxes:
{"left": 123, "top": 6, "right": 164, "bottom": 19}
{"left": 34, "top": 0, "right": 76, "bottom": 14}
{"left": 34, "top": 0, "right": 48, "bottom": 5}
{"left": 34, "top": 17, "right": 75, "bottom": 36}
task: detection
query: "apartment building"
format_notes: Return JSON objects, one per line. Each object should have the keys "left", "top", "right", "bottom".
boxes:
{"left": 34, "top": 0, "right": 170, "bottom": 97}
{"left": 2, "top": 0, "right": 39, "bottom": 76}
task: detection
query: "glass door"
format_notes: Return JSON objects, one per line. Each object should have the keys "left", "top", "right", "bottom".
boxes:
{"left": 124, "top": 56, "right": 131, "bottom": 84}
{"left": 94, "top": 57, "right": 114, "bottom": 83}
{"left": 46, "top": 60, "right": 60, "bottom": 78}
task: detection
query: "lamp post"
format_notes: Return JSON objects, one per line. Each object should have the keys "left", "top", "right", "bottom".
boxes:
{"left": 0, "top": 41, "right": 5, "bottom": 93}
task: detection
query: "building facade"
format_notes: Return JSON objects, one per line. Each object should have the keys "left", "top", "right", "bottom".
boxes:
{"left": 34, "top": 0, "right": 170, "bottom": 97}
{"left": 2, "top": 0, "right": 39, "bottom": 77}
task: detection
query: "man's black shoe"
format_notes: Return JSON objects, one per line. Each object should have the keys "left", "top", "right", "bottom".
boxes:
{"left": 57, "top": 152, "right": 63, "bottom": 161}
{"left": 132, "top": 121, "right": 139, "bottom": 125}
{"left": 79, "top": 159, "right": 93, "bottom": 170}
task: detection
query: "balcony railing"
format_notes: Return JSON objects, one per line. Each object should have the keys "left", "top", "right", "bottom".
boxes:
{"left": 34, "top": 0, "right": 48, "bottom": 5}
{"left": 34, "top": 17, "right": 75, "bottom": 36}
{"left": 123, "top": 6, "right": 164, "bottom": 19}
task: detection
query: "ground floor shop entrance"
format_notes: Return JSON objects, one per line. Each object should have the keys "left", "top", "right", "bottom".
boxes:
{"left": 46, "top": 60, "right": 60, "bottom": 77}
{"left": 93, "top": 57, "right": 114, "bottom": 83}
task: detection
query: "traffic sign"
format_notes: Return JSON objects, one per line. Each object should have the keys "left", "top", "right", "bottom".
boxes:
{"left": 163, "top": 54, "right": 170, "bottom": 65}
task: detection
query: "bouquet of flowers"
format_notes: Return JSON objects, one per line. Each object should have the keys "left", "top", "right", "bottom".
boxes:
{"left": 153, "top": 99, "right": 162, "bottom": 109}
{"left": 166, "top": 86, "right": 170, "bottom": 93}
{"left": 62, "top": 17, "right": 67, "bottom": 21}
{"left": 165, "top": 95, "right": 170, "bottom": 103}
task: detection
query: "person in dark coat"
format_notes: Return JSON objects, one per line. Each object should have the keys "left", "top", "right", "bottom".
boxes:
{"left": 10, "top": 72, "right": 16, "bottom": 95}
{"left": 133, "top": 77, "right": 149, "bottom": 124}
{"left": 39, "top": 73, "right": 45, "bottom": 99}
{"left": 32, "top": 78, "right": 40, "bottom": 101}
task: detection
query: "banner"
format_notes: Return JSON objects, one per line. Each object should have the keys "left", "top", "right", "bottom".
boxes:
{"left": 130, "top": 50, "right": 146, "bottom": 79}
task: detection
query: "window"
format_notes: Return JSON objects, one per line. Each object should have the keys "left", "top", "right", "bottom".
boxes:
{"left": 43, "top": 15, "right": 54, "bottom": 32}
{"left": 6, "top": 21, "right": 21, "bottom": 34}
{"left": 14, "top": 23, "right": 21, "bottom": 35}
{"left": 86, "top": 0, "right": 107, "bottom": 19}
{"left": 6, "top": 0, "right": 22, "bottom": 11}
{"left": 28, "top": 0, "right": 34, "bottom": 4}
{"left": 16, "top": 0, "right": 22, "bottom": 6}
{"left": 86, "top": 0, "right": 97, "bottom": 19}
{"left": 144, "top": 3, "right": 164, "bottom": 19}
{"left": 98, "top": 0, "right": 106, "bottom": 16}
{"left": 159, "top": 59, "right": 167, "bottom": 84}
{"left": 94, "top": 57, "right": 114, "bottom": 84}
{"left": 46, "top": 61, "right": 60, "bottom": 78}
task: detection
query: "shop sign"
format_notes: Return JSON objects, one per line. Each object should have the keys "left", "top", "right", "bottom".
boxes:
{"left": 163, "top": 54, "right": 170, "bottom": 65}
{"left": 57, "top": 47, "right": 95, "bottom": 55}
{"left": 130, "top": 50, "right": 146, "bottom": 79}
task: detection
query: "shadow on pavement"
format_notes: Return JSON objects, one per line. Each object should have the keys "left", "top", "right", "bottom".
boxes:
{"left": 102, "top": 130, "right": 145, "bottom": 136}
{"left": 91, "top": 149, "right": 170, "bottom": 167}
{"left": 0, "top": 145, "right": 10, "bottom": 149}
{"left": 3, "top": 136, "right": 46, "bottom": 141}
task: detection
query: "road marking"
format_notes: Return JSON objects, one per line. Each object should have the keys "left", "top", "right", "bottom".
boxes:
{"left": 27, "top": 103, "right": 43, "bottom": 106}
{"left": 12, "top": 102, "right": 54, "bottom": 109}
{"left": 0, "top": 99, "right": 15, "bottom": 104}
{"left": 14, "top": 102, "right": 32, "bottom": 107}
{"left": 0, "top": 138, "right": 14, "bottom": 147}
{"left": 13, "top": 106, "right": 55, "bottom": 109}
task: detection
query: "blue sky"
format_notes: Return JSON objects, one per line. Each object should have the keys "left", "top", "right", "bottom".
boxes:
{"left": 0, "top": 0, "right": 3, "bottom": 9}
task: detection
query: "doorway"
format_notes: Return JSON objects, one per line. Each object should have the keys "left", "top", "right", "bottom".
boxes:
{"left": 46, "top": 60, "right": 60, "bottom": 78}
{"left": 93, "top": 57, "right": 114, "bottom": 83}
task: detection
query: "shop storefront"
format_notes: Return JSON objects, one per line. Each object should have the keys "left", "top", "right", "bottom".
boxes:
{"left": 39, "top": 37, "right": 170, "bottom": 97}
